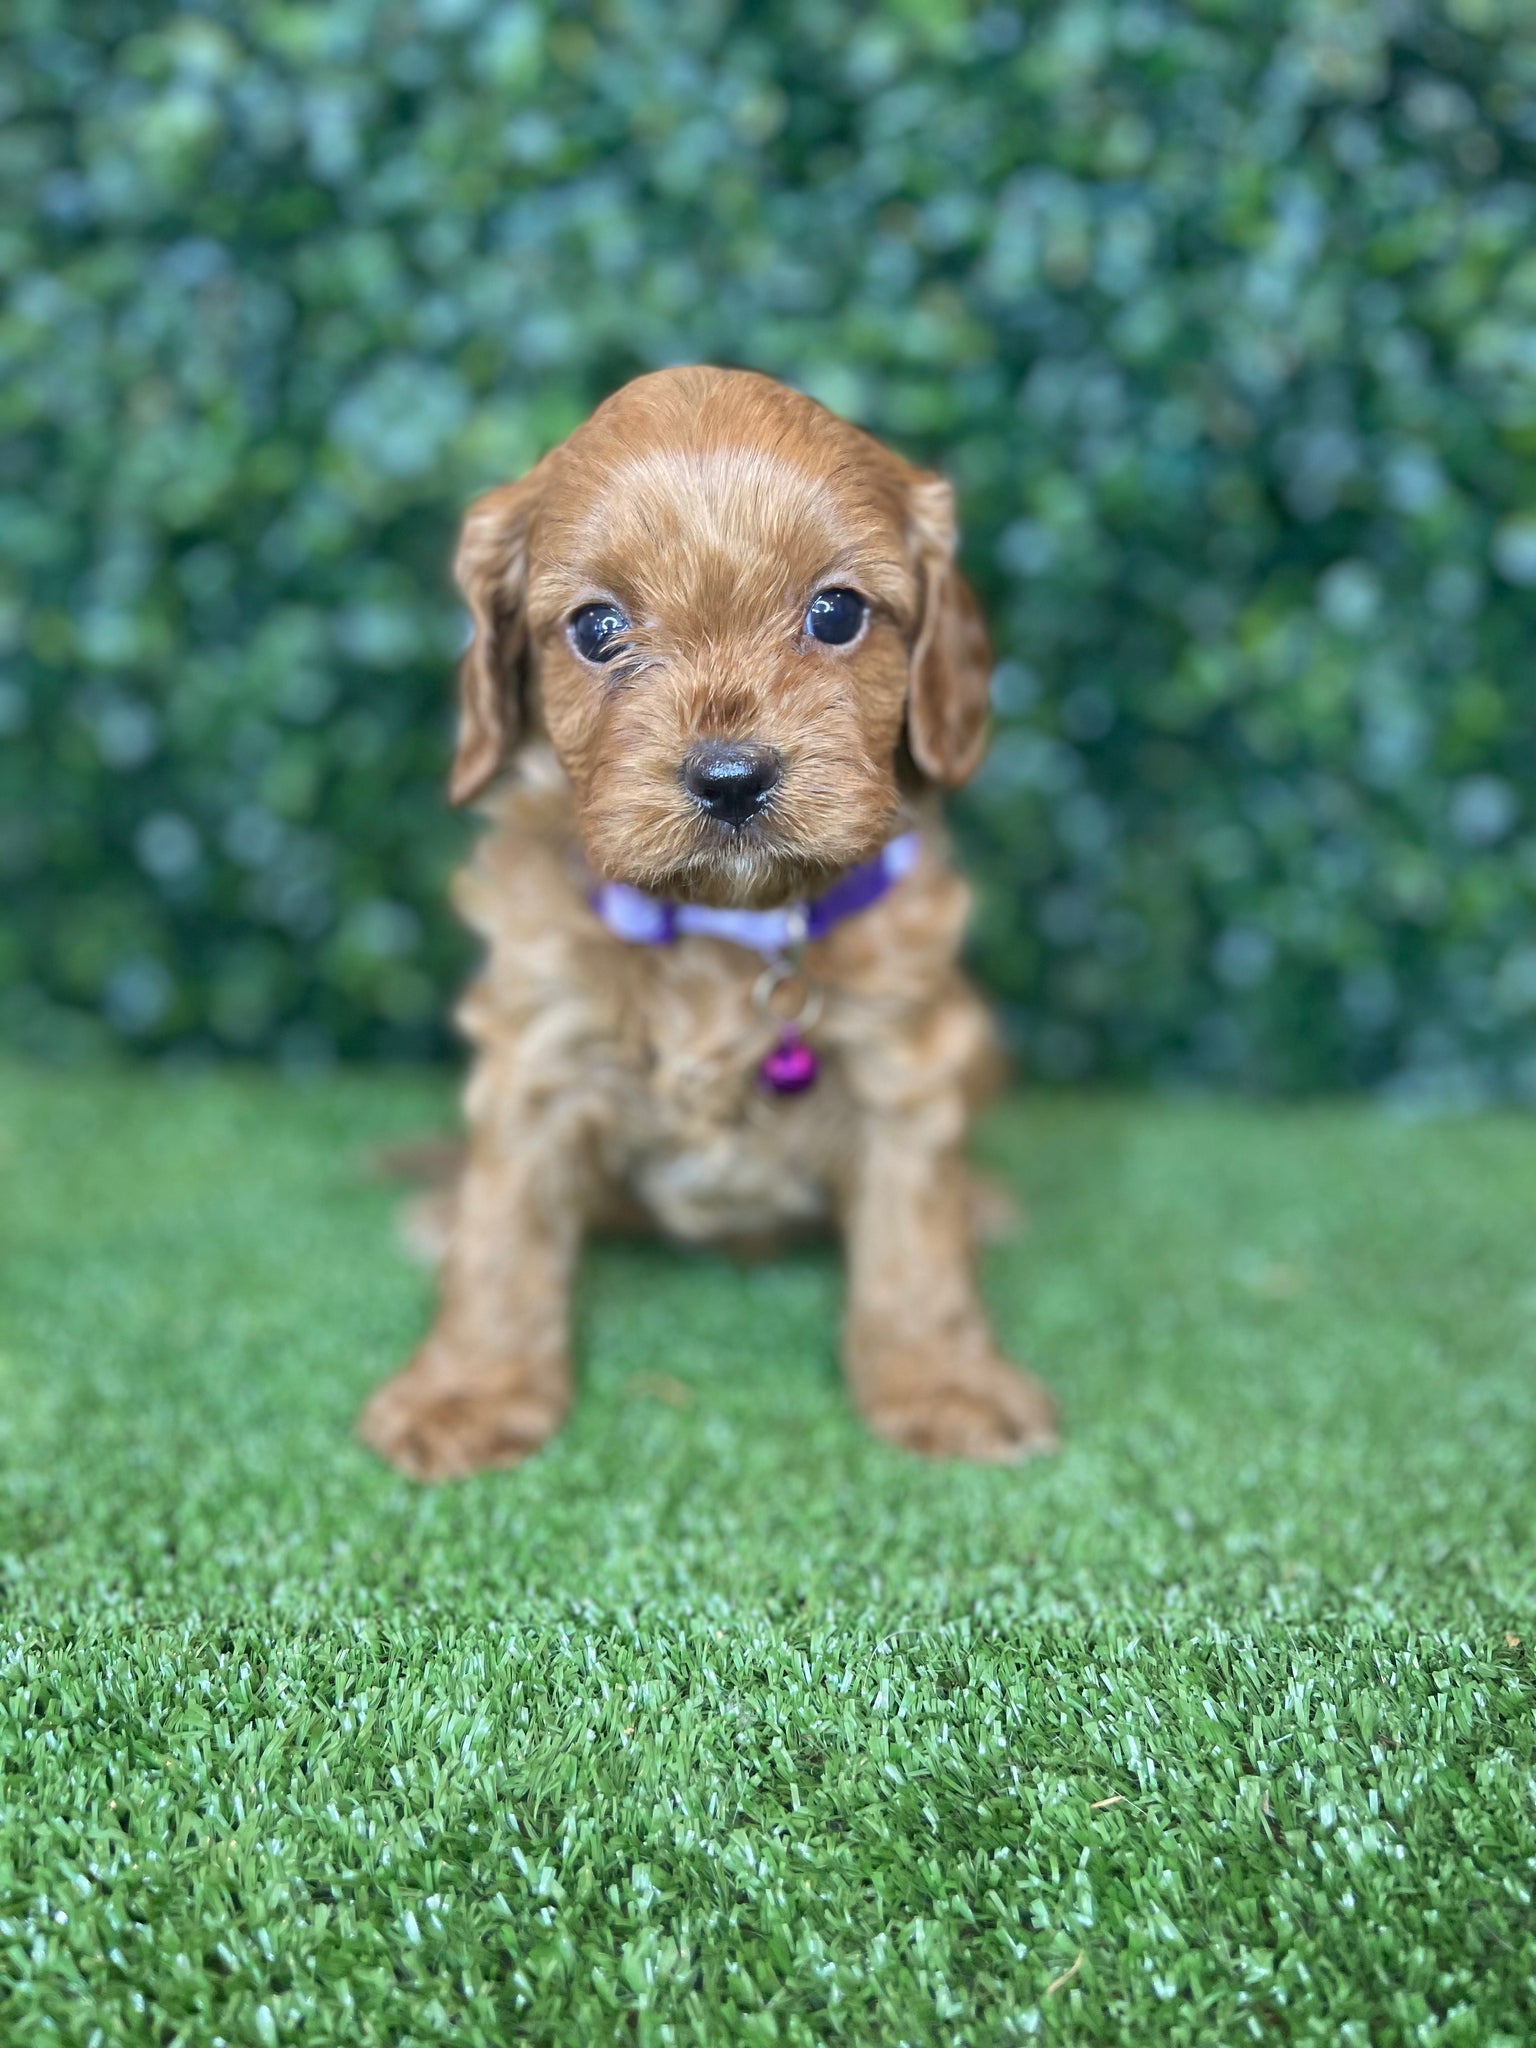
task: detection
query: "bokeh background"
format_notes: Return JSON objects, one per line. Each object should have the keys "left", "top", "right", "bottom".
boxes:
{"left": 5, "top": 0, "right": 1536, "bottom": 1099}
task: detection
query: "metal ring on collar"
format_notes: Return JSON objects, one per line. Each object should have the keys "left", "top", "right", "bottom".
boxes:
{"left": 753, "top": 958, "right": 824, "bottom": 1033}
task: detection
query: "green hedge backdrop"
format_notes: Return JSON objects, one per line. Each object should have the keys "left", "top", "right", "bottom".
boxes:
{"left": 5, "top": 0, "right": 1536, "bottom": 1096}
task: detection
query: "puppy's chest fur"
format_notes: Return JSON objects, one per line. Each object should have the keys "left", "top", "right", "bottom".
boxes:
{"left": 601, "top": 939, "right": 839, "bottom": 1237}
{"left": 453, "top": 752, "right": 993, "bottom": 1245}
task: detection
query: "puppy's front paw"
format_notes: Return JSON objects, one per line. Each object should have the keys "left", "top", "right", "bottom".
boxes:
{"left": 357, "top": 1352, "right": 567, "bottom": 1481}
{"left": 859, "top": 1350, "right": 1058, "bottom": 1464}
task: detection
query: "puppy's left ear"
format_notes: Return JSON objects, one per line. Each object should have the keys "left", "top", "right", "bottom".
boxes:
{"left": 904, "top": 472, "right": 993, "bottom": 788}
{"left": 448, "top": 468, "right": 543, "bottom": 806}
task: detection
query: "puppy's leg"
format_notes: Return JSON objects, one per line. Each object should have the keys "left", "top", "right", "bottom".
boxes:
{"left": 842, "top": 1098, "right": 1057, "bottom": 1463}
{"left": 358, "top": 1097, "right": 588, "bottom": 1481}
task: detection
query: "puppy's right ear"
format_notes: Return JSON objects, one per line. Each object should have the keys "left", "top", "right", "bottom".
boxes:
{"left": 448, "top": 471, "right": 543, "bottom": 806}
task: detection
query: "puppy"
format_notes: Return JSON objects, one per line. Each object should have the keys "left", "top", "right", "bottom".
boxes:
{"left": 358, "top": 366, "right": 1058, "bottom": 1479}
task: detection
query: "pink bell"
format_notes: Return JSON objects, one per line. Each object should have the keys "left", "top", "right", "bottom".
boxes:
{"left": 759, "top": 1028, "right": 819, "bottom": 1095}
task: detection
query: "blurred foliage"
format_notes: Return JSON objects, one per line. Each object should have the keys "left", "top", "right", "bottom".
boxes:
{"left": 5, "top": 0, "right": 1536, "bottom": 1097}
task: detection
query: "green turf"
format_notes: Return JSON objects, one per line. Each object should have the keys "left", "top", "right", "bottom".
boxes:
{"left": 1, "top": 1063, "right": 1533, "bottom": 2046}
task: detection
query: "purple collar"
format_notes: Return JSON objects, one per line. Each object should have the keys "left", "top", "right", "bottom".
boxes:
{"left": 592, "top": 831, "right": 921, "bottom": 957}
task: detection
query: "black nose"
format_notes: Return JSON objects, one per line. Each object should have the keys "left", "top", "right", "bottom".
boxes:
{"left": 680, "top": 742, "right": 783, "bottom": 825}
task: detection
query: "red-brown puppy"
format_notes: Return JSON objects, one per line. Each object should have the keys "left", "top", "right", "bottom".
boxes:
{"left": 359, "top": 366, "right": 1058, "bottom": 1479}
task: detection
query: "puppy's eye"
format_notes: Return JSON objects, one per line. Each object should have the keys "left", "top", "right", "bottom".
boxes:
{"left": 568, "top": 602, "right": 631, "bottom": 664}
{"left": 805, "top": 587, "right": 868, "bottom": 646}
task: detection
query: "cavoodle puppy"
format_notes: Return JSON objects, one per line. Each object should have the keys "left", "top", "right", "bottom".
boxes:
{"left": 358, "top": 366, "right": 1058, "bottom": 1479}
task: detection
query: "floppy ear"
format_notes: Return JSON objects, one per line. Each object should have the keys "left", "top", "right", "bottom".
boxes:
{"left": 904, "top": 472, "right": 993, "bottom": 789}
{"left": 447, "top": 471, "right": 543, "bottom": 806}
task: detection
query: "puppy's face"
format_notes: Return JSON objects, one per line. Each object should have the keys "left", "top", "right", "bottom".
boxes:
{"left": 450, "top": 368, "right": 992, "bottom": 907}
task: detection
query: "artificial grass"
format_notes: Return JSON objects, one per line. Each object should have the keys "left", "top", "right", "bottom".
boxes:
{"left": 0, "top": 1063, "right": 1533, "bottom": 2047}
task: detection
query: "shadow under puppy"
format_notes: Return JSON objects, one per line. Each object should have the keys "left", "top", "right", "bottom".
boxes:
{"left": 359, "top": 366, "right": 1058, "bottom": 1479}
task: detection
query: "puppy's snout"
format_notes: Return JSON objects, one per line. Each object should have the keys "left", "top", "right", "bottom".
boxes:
{"left": 680, "top": 742, "right": 783, "bottom": 826}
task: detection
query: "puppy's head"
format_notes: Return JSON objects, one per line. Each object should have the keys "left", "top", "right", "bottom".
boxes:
{"left": 450, "top": 367, "right": 991, "bottom": 907}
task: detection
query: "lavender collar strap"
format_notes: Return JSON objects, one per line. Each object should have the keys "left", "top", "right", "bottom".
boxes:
{"left": 592, "top": 831, "right": 921, "bottom": 957}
